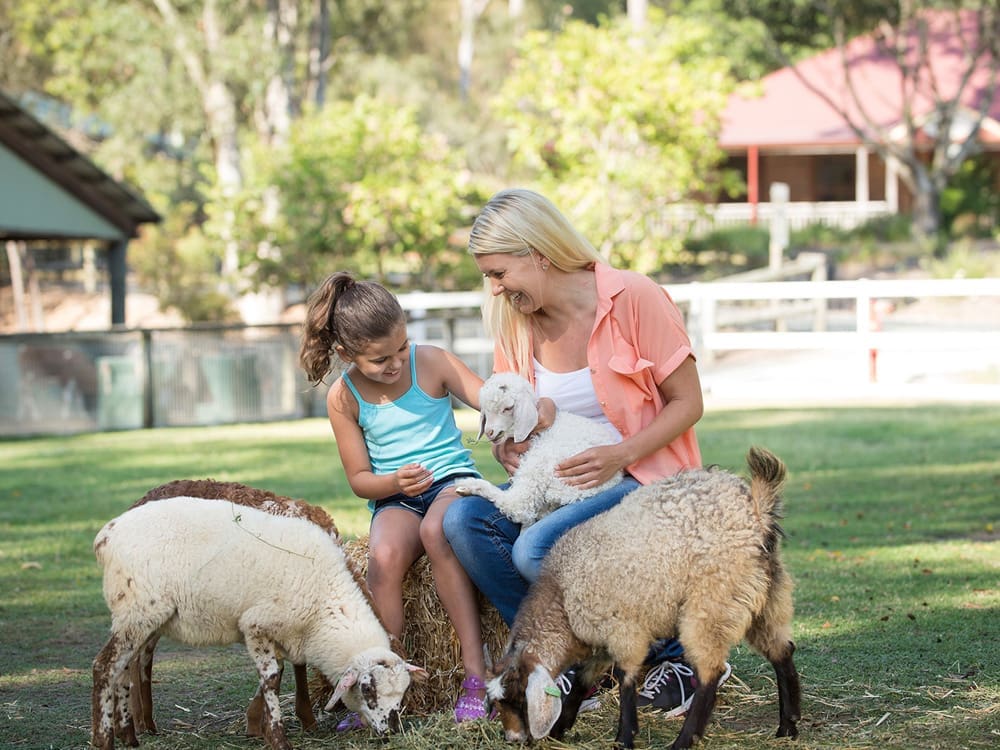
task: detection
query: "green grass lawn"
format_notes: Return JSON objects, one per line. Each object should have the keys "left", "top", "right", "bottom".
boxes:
{"left": 1, "top": 405, "right": 997, "bottom": 749}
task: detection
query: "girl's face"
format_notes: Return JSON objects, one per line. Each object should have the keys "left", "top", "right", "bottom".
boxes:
{"left": 339, "top": 322, "right": 410, "bottom": 385}
{"left": 475, "top": 252, "right": 547, "bottom": 313}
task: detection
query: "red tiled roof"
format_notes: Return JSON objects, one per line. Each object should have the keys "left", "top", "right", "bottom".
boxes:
{"left": 719, "top": 10, "right": 1000, "bottom": 150}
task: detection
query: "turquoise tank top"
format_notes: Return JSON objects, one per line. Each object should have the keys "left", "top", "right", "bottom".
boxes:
{"left": 342, "top": 343, "right": 479, "bottom": 484}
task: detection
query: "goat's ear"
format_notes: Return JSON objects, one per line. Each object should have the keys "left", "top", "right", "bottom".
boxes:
{"left": 525, "top": 664, "right": 561, "bottom": 740}
{"left": 512, "top": 398, "right": 539, "bottom": 443}
{"left": 326, "top": 668, "right": 358, "bottom": 711}
{"left": 405, "top": 662, "right": 429, "bottom": 682}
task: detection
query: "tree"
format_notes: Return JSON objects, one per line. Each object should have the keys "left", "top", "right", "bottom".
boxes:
{"left": 739, "top": 0, "right": 1000, "bottom": 244}
{"left": 1, "top": 2, "right": 447, "bottom": 288}
{"left": 492, "top": 9, "right": 735, "bottom": 272}
{"left": 228, "top": 96, "right": 481, "bottom": 290}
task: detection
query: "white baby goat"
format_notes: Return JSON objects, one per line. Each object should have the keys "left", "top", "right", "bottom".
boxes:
{"left": 456, "top": 372, "right": 623, "bottom": 526}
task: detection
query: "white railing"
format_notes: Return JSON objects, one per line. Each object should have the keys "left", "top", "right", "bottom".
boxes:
{"left": 398, "top": 277, "right": 1000, "bottom": 400}
{"left": 399, "top": 277, "right": 1000, "bottom": 355}
{"left": 649, "top": 200, "right": 894, "bottom": 236}
{"left": 674, "top": 276, "right": 1000, "bottom": 352}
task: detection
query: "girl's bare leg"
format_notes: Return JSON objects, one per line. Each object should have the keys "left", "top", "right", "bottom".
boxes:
{"left": 367, "top": 508, "right": 424, "bottom": 639}
{"left": 421, "top": 488, "right": 487, "bottom": 679}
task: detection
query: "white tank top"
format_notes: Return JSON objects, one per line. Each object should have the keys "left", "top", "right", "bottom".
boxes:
{"left": 533, "top": 359, "right": 623, "bottom": 443}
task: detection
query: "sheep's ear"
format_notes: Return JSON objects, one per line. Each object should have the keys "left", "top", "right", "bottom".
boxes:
{"left": 325, "top": 669, "right": 358, "bottom": 711}
{"left": 477, "top": 411, "right": 486, "bottom": 442}
{"left": 525, "top": 664, "right": 562, "bottom": 740}
{"left": 512, "top": 398, "right": 539, "bottom": 443}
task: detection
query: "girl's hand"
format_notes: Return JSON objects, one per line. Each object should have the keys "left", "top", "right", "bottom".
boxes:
{"left": 493, "top": 439, "right": 528, "bottom": 476}
{"left": 555, "top": 444, "right": 627, "bottom": 489}
{"left": 395, "top": 463, "right": 433, "bottom": 497}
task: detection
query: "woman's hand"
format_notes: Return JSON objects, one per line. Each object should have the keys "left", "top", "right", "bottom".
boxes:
{"left": 395, "top": 463, "right": 433, "bottom": 497}
{"left": 555, "top": 444, "right": 629, "bottom": 489}
{"left": 491, "top": 398, "right": 556, "bottom": 476}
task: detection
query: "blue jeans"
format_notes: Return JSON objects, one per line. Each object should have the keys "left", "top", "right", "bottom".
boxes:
{"left": 442, "top": 476, "right": 641, "bottom": 625}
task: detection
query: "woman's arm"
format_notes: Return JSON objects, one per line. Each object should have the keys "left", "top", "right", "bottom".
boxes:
{"left": 554, "top": 356, "right": 703, "bottom": 488}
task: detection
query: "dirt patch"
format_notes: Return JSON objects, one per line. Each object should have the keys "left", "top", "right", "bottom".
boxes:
{"left": 0, "top": 285, "right": 184, "bottom": 333}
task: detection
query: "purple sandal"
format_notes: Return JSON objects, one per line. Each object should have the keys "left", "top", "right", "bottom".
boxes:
{"left": 335, "top": 712, "right": 365, "bottom": 732}
{"left": 454, "top": 675, "right": 487, "bottom": 723}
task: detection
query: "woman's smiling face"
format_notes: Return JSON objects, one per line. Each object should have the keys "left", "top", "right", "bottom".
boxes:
{"left": 475, "top": 252, "right": 547, "bottom": 313}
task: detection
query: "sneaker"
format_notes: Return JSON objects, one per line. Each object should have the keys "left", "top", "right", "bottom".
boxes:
{"left": 555, "top": 667, "right": 600, "bottom": 713}
{"left": 636, "top": 660, "right": 732, "bottom": 718}
{"left": 454, "top": 675, "right": 488, "bottom": 722}
{"left": 335, "top": 712, "right": 365, "bottom": 732}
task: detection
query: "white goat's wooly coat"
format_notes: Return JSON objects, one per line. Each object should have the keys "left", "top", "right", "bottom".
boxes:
{"left": 456, "top": 372, "right": 623, "bottom": 525}
{"left": 487, "top": 447, "right": 801, "bottom": 750}
{"left": 91, "top": 497, "right": 418, "bottom": 750}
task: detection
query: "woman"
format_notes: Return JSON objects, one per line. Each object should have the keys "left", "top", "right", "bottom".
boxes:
{"left": 442, "top": 188, "right": 728, "bottom": 718}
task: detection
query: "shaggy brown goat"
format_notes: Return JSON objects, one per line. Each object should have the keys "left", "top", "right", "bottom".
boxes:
{"left": 486, "top": 446, "right": 801, "bottom": 749}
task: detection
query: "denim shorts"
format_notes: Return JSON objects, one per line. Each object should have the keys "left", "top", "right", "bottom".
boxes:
{"left": 370, "top": 473, "right": 479, "bottom": 518}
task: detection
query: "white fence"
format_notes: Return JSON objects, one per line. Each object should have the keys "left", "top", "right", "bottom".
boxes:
{"left": 649, "top": 200, "right": 894, "bottom": 236}
{"left": 675, "top": 276, "right": 1000, "bottom": 351}
{"left": 4, "top": 276, "right": 996, "bottom": 436}
{"left": 401, "top": 277, "right": 1000, "bottom": 403}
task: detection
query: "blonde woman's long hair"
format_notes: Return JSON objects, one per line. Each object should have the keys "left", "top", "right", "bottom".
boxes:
{"left": 468, "top": 188, "right": 604, "bottom": 378}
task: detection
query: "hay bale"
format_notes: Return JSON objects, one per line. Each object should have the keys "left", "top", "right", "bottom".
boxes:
{"left": 315, "top": 536, "right": 509, "bottom": 716}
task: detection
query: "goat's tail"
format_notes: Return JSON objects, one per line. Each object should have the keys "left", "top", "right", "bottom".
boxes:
{"left": 746, "top": 446, "right": 787, "bottom": 541}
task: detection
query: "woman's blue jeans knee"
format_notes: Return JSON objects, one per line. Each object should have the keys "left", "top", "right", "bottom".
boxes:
{"left": 511, "top": 477, "right": 640, "bottom": 582}
{"left": 443, "top": 476, "right": 640, "bottom": 625}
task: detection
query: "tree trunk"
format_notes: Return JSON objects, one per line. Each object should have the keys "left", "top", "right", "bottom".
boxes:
{"left": 237, "top": 0, "right": 301, "bottom": 324}
{"left": 152, "top": 0, "right": 244, "bottom": 277}
{"left": 263, "top": 0, "right": 297, "bottom": 146}
{"left": 458, "top": 0, "right": 489, "bottom": 99}
{"left": 627, "top": 0, "right": 647, "bottom": 32}
{"left": 6, "top": 240, "right": 28, "bottom": 332}
{"left": 307, "top": 0, "right": 330, "bottom": 108}
{"left": 910, "top": 167, "right": 945, "bottom": 253}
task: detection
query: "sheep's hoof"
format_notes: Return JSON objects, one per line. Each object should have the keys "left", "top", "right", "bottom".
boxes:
{"left": 455, "top": 485, "right": 471, "bottom": 496}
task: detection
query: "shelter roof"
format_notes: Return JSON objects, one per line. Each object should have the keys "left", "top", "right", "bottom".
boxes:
{"left": 0, "top": 89, "right": 160, "bottom": 240}
{"left": 720, "top": 10, "right": 1000, "bottom": 150}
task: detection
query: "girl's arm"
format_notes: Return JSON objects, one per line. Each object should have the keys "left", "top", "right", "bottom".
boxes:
{"left": 326, "top": 382, "right": 432, "bottom": 500}
{"left": 420, "top": 345, "right": 484, "bottom": 409}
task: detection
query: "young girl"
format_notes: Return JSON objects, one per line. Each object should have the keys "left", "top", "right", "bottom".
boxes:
{"left": 299, "top": 271, "right": 489, "bottom": 725}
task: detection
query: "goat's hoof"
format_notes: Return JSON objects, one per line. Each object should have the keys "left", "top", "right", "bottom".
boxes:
{"left": 776, "top": 723, "right": 799, "bottom": 739}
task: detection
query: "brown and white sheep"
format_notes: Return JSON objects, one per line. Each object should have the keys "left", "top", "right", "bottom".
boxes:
{"left": 91, "top": 495, "right": 423, "bottom": 750}
{"left": 486, "top": 446, "right": 801, "bottom": 749}
{"left": 123, "top": 479, "right": 345, "bottom": 738}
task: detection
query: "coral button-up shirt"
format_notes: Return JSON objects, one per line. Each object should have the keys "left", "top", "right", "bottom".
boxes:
{"left": 495, "top": 263, "right": 701, "bottom": 484}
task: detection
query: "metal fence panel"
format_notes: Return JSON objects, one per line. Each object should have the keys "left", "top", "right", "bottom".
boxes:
{"left": 0, "top": 312, "right": 491, "bottom": 437}
{"left": 0, "top": 331, "right": 142, "bottom": 436}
